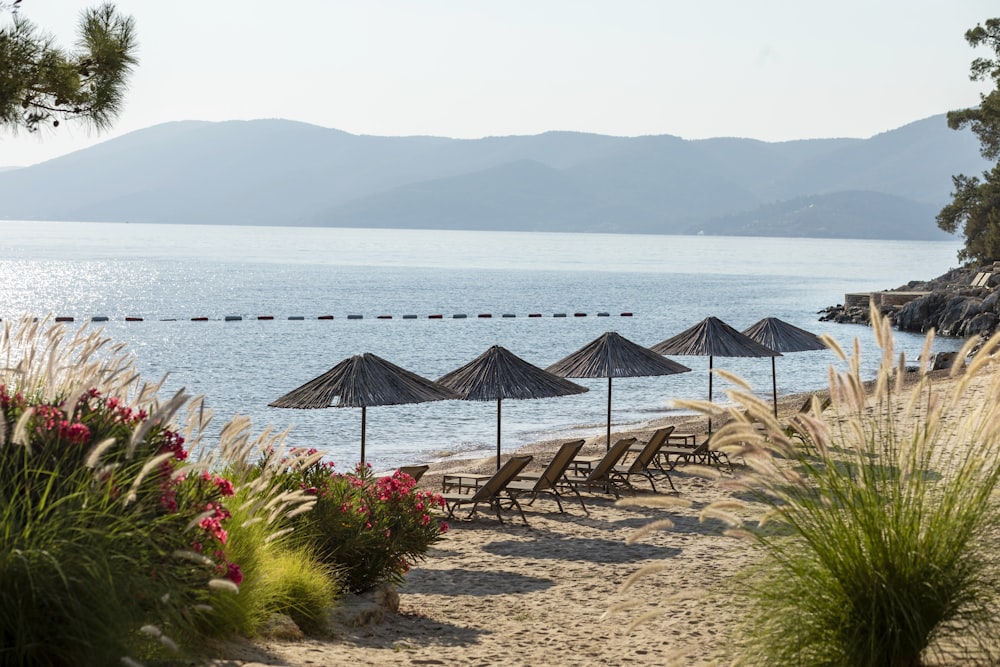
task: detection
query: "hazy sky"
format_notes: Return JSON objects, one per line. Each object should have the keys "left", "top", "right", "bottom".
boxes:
{"left": 1, "top": 1, "right": 996, "bottom": 166}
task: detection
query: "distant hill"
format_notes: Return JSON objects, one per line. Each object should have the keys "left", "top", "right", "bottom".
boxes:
{"left": 693, "top": 191, "right": 949, "bottom": 240}
{"left": 0, "top": 114, "right": 989, "bottom": 240}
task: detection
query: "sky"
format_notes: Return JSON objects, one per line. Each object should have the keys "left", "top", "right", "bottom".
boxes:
{"left": 1, "top": 0, "right": 997, "bottom": 167}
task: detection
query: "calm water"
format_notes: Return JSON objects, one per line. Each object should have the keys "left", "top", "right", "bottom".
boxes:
{"left": 0, "top": 222, "right": 966, "bottom": 471}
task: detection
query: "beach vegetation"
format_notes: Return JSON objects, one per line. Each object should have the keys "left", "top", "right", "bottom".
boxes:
{"left": 0, "top": 2, "right": 138, "bottom": 134}
{"left": 698, "top": 306, "right": 1000, "bottom": 665}
{"left": 616, "top": 304, "right": 1000, "bottom": 665}
{"left": 0, "top": 318, "right": 242, "bottom": 664}
{"left": 264, "top": 452, "right": 448, "bottom": 593}
{"left": 0, "top": 317, "right": 350, "bottom": 663}
{"left": 189, "top": 417, "right": 341, "bottom": 638}
{"left": 938, "top": 16, "right": 1000, "bottom": 263}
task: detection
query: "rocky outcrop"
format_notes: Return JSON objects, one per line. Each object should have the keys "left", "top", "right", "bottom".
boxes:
{"left": 819, "top": 263, "right": 1000, "bottom": 339}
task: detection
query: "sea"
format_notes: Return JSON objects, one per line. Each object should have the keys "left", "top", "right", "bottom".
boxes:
{"left": 0, "top": 221, "right": 967, "bottom": 473}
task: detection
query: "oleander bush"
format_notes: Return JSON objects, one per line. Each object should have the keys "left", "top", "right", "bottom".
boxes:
{"left": 265, "top": 450, "right": 448, "bottom": 593}
{"left": 0, "top": 318, "right": 345, "bottom": 664}
{"left": 0, "top": 318, "right": 243, "bottom": 665}
{"left": 696, "top": 306, "right": 1000, "bottom": 666}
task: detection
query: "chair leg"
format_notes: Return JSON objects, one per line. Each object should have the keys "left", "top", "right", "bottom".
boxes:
{"left": 506, "top": 492, "right": 529, "bottom": 526}
{"left": 547, "top": 490, "right": 565, "bottom": 513}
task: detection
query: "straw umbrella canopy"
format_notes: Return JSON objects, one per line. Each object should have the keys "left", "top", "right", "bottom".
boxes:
{"left": 546, "top": 331, "right": 691, "bottom": 451}
{"left": 269, "top": 352, "right": 461, "bottom": 465}
{"left": 650, "top": 316, "right": 780, "bottom": 434}
{"left": 742, "top": 317, "right": 827, "bottom": 417}
{"left": 437, "top": 345, "right": 588, "bottom": 470}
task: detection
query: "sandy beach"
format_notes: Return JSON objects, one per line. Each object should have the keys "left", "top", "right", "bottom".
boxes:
{"left": 206, "top": 370, "right": 969, "bottom": 667}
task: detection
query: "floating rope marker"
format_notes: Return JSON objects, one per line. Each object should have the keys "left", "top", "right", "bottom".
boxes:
{"left": 318, "top": 315, "right": 334, "bottom": 320}
{"left": 288, "top": 316, "right": 305, "bottom": 320}
{"left": 258, "top": 315, "right": 274, "bottom": 320}
{"left": 224, "top": 315, "right": 242, "bottom": 322}
{"left": 125, "top": 317, "right": 143, "bottom": 322}
{"left": 347, "top": 315, "right": 363, "bottom": 320}
{"left": 402, "top": 315, "right": 418, "bottom": 319}
{"left": 453, "top": 314, "right": 467, "bottom": 319}
{"left": 91, "top": 316, "right": 109, "bottom": 322}
{"left": 428, "top": 314, "right": 443, "bottom": 319}
{"left": 502, "top": 314, "right": 516, "bottom": 318}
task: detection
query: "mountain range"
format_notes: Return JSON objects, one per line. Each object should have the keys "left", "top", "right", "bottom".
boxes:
{"left": 0, "top": 114, "right": 989, "bottom": 240}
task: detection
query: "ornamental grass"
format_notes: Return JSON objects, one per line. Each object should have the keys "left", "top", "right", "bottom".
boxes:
{"left": 0, "top": 317, "right": 341, "bottom": 664}
{"left": 690, "top": 306, "right": 1000, "bottom": 666}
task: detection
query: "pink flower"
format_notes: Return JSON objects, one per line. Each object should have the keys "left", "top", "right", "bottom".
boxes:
{"left": 226, "top": 562, "right": 243, "bottom": 585}
{"left": 439, "top": 522, "right": 449, "bottom": 533}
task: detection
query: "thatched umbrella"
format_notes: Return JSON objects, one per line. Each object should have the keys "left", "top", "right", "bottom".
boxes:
{"left": 650, "top": 316, "right": 780, "bottom": 434}
{"left": 546, "top": 331, "right": 691, "bottom": 451}
{"left": 742, "top": 317, "right": 827, "bottom": 417}
{"left": 269, "top": 353, "right": 461, "bottom": 465}
{"left": 437, "top": 345, "right": 588, "bottom": 470}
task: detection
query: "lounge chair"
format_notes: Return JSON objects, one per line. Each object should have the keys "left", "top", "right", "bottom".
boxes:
{"left": 440, "top": 455, "right": 533, "bottom": 525}
{"left": 396, "top": 464, "right": 429, "bottom": 483}
{"left": 561, "top": 437, "right": 636, "bottom": 499}
{"left": 611, "top": 426, "right": 676, "bottom": 493}
{"left": 658, "top": 437, "right": 732, "bottom": 473}
{"left": 506, "top": 439, "right": 587, "bottom": 514}
{"left": 783, "top": 394, "right": 831, "bottom": 440}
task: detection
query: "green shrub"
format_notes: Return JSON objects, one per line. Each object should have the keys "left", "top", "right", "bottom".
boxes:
{"left": 269, "top": 451, "right": 448, "bottom": 593}
{"left": 700, "top": 308, "right": 1000, "bottom": 666}
{"left": 204, "top": 423, "right": 342, "bottom": 637}
{"left": 0, "top": 319, "right": 242, "bottom": 665}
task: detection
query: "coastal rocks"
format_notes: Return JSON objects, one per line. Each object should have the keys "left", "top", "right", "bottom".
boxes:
{"left": 821, "top": 263, "right": 1000, "bottom": 340}
{"left": 894, "top": 292, "right": 948, "bottom": 332}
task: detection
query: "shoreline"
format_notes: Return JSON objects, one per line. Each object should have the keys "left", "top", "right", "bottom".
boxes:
{"left": 210, "top": 380, "right": 853, "bottom": 667}
{"left": 209, "top": 366, "right": 960, "bottom": 666}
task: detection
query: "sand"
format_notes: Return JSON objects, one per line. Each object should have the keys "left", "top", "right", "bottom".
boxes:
{"left": 206, "top": 370, "right": 970, "bottom": 667}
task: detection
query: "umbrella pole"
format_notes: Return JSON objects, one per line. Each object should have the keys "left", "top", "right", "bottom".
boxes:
{"left": 496, "top": 397, "right": 502, "bottom": 471}
{"left": 708, "top": 356, "right": 714, "bottom": 436}
{"left": 772, "top": 357, "right": 778, "bottom": 418}
{"left": 607, "top": 377, "right": 613, "bottom": 452}
{"left": 360, "top": 405, "right": 367, "bottom": 465}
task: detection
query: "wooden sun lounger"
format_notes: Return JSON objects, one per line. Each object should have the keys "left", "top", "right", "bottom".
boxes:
{"left": 507, "top": 439, "right": 587, "bottom": 514}
{"left": 440, "top": 455, "right": 533, "bottom": 525}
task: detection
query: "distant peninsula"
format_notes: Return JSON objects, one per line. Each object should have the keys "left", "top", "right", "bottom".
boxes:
{"left": 0, "top": 114, "right": 987, "bottom": 241}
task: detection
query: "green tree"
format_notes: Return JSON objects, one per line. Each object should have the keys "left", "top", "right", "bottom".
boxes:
{"left": 0, "top": 2, "right": 137, "bottom": 133}
{"left": 938, "top": 18, "right": 1000, "bottom": 263}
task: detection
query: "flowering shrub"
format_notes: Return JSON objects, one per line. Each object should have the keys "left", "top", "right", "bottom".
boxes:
{"left": 0, "top": 382, "right": 241, "bottom": 663}
{"left": 269, "top": 450, "right": 448, "bottom": 593}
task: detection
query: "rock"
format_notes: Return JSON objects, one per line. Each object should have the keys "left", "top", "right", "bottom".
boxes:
{"left": 984, "top": 290, "right": 1000, "bottom": 313}
{"left": 929, "top": 351, "right": 957, "bottom": 371}
{"left": 963, "top": 311, "right": 998, "bottom": 337}
{"left": 327, "top": 584, "right": 399, "bottom": 628}
{"left": 938, "top": 296, "right": 982, "bottom": 336}
{"left": 895, "top": 292, "right": 946, "bottom": 332}
{"left": 260, "top": 613, "right": 304, "bottom": 641}
{"left": 372, "top": 583, "right": 400, "bottom": 613}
